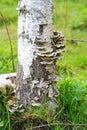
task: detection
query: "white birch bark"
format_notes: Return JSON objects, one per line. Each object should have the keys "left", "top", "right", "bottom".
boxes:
{"left": 16, "top": 0, "right": 65, "bottom": 107}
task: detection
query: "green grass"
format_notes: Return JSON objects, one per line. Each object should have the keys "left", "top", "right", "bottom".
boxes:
{"left": 0, "top": 0, "right": 87, "bottom": 130}
{"left": 0, "top": 0, "right": 18, "bottom": 27}
{"left": 56, "top": 78, "right": 87, "bottom": 122}
{"left": 56, "top": 43, "right": 87, "bottom": 81}
{"left": 0, "top": 0, "right": 17, "bottom": 73}
{"left": 55, "top": 77, "right": 87, "bottom": 129}
{"left": 0, "top": 94, "right": 11, "bottom": 130}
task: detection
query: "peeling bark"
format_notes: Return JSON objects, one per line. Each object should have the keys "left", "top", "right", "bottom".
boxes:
{"left": 16, "top": 0, "right": 65, "bottom": 107}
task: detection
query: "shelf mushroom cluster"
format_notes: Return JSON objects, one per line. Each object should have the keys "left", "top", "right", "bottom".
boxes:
{"left": 36, "top": 31, "right": 65, "bottom": 72}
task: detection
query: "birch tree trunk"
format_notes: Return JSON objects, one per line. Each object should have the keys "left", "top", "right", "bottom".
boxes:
{"left": 16, "top": 0, "right": 65, "bottom": 107}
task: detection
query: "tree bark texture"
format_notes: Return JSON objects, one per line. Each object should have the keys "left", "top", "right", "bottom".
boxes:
{"left": 16, "top": 0, "right": 65, "bottom": 107}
